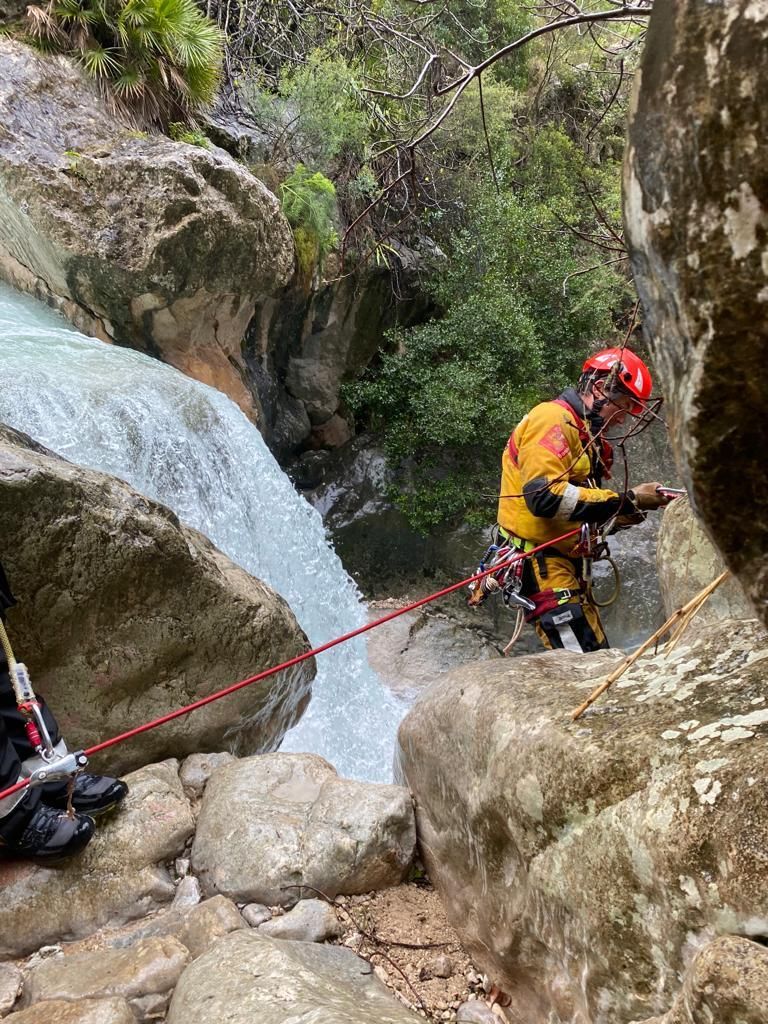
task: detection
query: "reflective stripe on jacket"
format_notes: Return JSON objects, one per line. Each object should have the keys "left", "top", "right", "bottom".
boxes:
{"left": 496, "top": 389, "right": 633, "bottom": 556}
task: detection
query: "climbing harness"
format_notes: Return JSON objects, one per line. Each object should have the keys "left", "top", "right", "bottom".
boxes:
{"left": 0, "top": 527, "right": 582, "bottom": 807}
{"left": 575, "top": 522, "right": 621, "bottom": 610}
{"left": 466, "top": 529, "right": 538, "bottom": 656}
{"left": 0, "top": 618, "right": 89, "bottom": 799}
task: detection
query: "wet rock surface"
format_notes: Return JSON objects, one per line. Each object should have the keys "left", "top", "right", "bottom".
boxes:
{"left": 0, "top": 39, "right": 293, "bottom": 422}
{"left": 191, "top": 752, "right": 416, "bottom": 904}
{"left": 0, "top": 425, "right": 314, "bottom": 774}
{"left": 0, "top": 754, "right": 436, "bottom": 1023}
{"left": 99, "top": 895, "right": 245, "bottom": 959}
{"left": 396, "top": 618, "right": 768, "bottom": 1023}
{"left": 624, "top": 0, "right": 768, "bottom": 629}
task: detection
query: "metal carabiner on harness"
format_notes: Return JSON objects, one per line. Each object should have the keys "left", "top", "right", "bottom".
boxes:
{"left": 14, "top": 663, "right": 57, "bottom": 761}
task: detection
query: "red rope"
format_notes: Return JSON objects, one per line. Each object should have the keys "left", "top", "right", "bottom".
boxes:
{"left": 0, "top": 528, "right": 580, "bottom": 804}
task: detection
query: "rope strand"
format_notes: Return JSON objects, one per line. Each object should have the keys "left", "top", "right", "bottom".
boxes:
{"left": 0, "top": 528, "right": 583, "bottom": 805}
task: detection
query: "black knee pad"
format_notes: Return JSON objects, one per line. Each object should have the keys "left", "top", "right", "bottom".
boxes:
{"left": 538, "top": 602, "right": 608, "bottom": 653}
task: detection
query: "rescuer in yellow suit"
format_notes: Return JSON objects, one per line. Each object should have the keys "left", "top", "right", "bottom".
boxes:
{"left": 497, "top": 347, "right": 671, "bottom": 653}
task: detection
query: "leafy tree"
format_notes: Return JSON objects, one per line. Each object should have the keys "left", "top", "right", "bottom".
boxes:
{"left": 25, "top": 0, "right": 222, "bottom": 126}
{"left": 345, "top": 179, "right": 632, "bottom": 531}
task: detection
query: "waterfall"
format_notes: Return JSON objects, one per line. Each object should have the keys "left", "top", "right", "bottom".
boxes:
{"left": 0, "top": 283, "right": 402, "bottom": 781}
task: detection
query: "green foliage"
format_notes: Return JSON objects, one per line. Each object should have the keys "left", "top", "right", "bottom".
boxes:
{"left": 168, "top": 121, "right": 210, "bottom": 147}
{"left": 280, "top": 164, "right": 339, "bottom": 272}
{"left": 25, "top": 0, "right": 222, "bottom": 127}
{"left": 242, "top": 52, "right": 370, "bottom": 167}
{"left": 345, "top": 182, "right": 630, "bottom": 532}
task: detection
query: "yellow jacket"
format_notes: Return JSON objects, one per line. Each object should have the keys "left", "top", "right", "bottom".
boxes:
{"left": 496, "top": 389, "right": 633, "bottom": 555}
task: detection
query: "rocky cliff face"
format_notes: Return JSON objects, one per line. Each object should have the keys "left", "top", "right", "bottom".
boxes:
{"left": 0, "top": 38, "right": 427, "bottom": 458}
{"left": 0, "top": 38, "right": 294, "bottom": 423}
{"left": 623, "top": 0, "right": 768, "bottom": 627}
{"left": 248, "top": 256, "right": 427, "bottom": 460}
{"left": 396, "top": 614, "right": 768, "bottom": 1024}
{"left": 0, "top": 424, "right": 314, "bottom": 773}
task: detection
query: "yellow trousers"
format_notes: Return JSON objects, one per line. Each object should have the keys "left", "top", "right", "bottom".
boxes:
{"left": 528, "top": 554, "right": 608, "bottom": 653}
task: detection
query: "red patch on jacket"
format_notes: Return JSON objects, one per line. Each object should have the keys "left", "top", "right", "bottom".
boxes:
{"left": 539, "top": 424, "right": 570, "bottom": 460}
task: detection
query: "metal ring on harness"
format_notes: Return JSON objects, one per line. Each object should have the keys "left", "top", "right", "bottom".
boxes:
{"left": 589, "top": 555, "right": 621, "bottom": 608}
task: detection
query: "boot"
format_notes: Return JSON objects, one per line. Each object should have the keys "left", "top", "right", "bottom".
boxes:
{"left": 42, "top": 773, "right": 129, "bottom": 817}
{"left": 0, "top": 797, "right": 95, "bottom": 862}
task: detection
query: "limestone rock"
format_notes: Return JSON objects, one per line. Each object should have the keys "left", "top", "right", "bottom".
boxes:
{"left": 166, "top": 929, "right": 421, "bottom": 1024}
{"left": 657, "top": 497, "right": 754, "bottom": 623}
{"left": 241, "top": 904, "right": 272, "bottom": 928}
{"left": 179, "top": 752, "right": 237, "bottom": 803}
{"left": 454, "top": 1002, "right": 497, "bottom": 1024}
{"left": 623, "top": 0, "right": 768, "bottom": 627}
{"left": 0, "top": 761, "right": 192, "bottom": 958}
{"left": 4, "top": 999, "right": 136, "bottom": 1024}
{"left": 191, "top": 753, "right": 416, "bottom": 904}
{"left": 251, "top": 251, "right": 429, "bottom": 458}
{"left": 0, "top": 39, "right": 294, "bottom": 421}
{"left": 101, "top": 895, "right": 245, "bottom": 960}
{"left": 309, "top": 413, "right": 352, "bottom": 451}
{"left": 22, "top": 937, "right": 189, "bottom": 1019}
{"left": 396, "top": 619, "right": 768, "bottom": 1023}
{"left": 634, "top": 936, "right": 768, "bottom": 1024}
{"left": 257, "top": 898, "right": 344, "bottom": 942}
{"left": 0, "top": 425, "right": 314, "bottom": 773}
{"left": 171, "top": 875, "right": 201, "bottom": 909}
{"left": 0, "top": 963, "right": 22, "bottom": 1016}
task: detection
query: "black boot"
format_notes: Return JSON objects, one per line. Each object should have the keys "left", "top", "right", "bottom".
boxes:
{"left": 42, "top": 773, "right": 129, "bottom": 817}
{"left": 0, "top": 798, "right": 95, "bottom": 862}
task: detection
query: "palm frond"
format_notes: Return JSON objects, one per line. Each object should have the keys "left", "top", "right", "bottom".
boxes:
{"left": 79, "top": 43, "right": 121, "bottom": 78}
{"left": 25, "top": 4, "right": 66, "bottom": 43}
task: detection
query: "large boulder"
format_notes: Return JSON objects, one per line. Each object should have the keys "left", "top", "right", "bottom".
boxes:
{"left": 0, "top": 38, "right": 294, "bottom": 422}
{"left": 166, "top": 930, "right": 421, "bottom": 1024}
{"left": 633, "top": 936, "right": 768, "bottom": 1024}
{"left": 657, "top": 497, "right": 754, "bottom": 623}
{"left": 191, "top": 753, "right": 416, "bottom": 904}
{"left": 0, "top": 425, "right": 314, "bottom": 773}
{"left": 20, "top": 936, "right": 189, "bottom": 1020}
{"left": 4, "top": 1000, "right": 136, "bottom": 1024}
{"left": 623, "top": 0, "right": 768, "bottom": 627}
{"left": 0, "top": 761, "right": 193, "bottom": 958}
{"left": 396, "top": 618, "right": 768, "bottom": 1024}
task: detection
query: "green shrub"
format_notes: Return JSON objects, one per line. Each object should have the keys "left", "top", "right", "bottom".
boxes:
{"left": 25, "top": 0, "right": 222, "bottom": 127}
{"left": 280, "top": 164, "right": 338, "bottom": 272}
{"left": 168, "top": 122, "right": 210, "bottom": 147}
{"left": 345, "top": 184, "right": 631, "bottom": 532}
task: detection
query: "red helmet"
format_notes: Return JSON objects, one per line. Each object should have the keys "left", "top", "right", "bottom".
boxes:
{"left": 582, "top": 347, "right": 653, "bottom": 414}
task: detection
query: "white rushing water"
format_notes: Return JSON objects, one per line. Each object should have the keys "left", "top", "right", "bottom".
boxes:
{"left": 0, "top": 283, "right": 403, "bottom": 781}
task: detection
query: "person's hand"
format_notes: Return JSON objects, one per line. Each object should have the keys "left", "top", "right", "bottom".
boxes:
{"left": 628, "top": 482, "right": 672, "bottom": 510}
